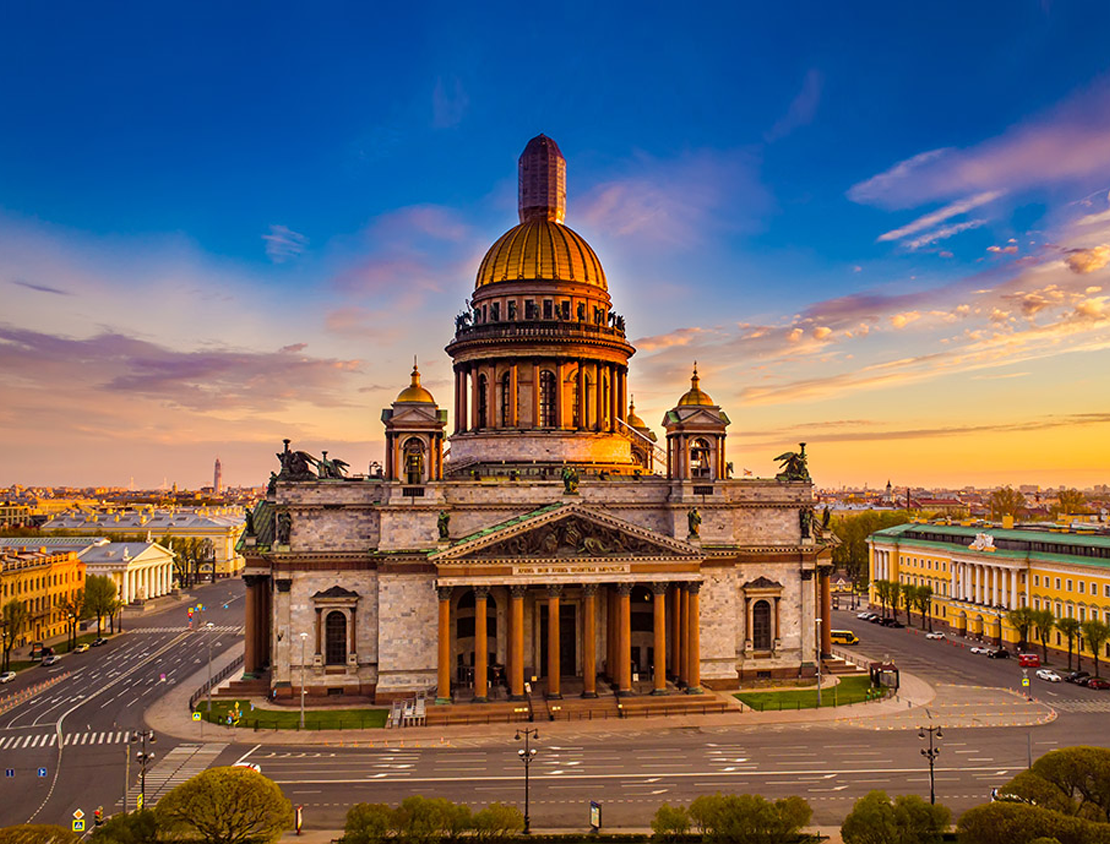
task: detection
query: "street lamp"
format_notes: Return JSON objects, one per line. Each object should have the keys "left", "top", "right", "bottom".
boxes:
{"left": 515, "top": 728, "right": 539, "bottom": 834}
{"left": 204, "top": 622, "right": 215, "bottom": 739}
{"left": 919, "top": 725, "right": 943, "bottom": 805}
{"left": 816, "top": 616, "right": 823, "bottom": 708}
{"left": 299, "top": 632, "right": 308, "bottom": 729}
{"left": 131, "top": 729, "right": 156, "bottom": 810}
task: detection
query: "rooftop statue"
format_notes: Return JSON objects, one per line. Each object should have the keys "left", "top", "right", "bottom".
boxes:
{"left": 437, "top": 510, "right": 450, "bottom": 541}
{"left": 774, "top": 442, "right": 812, "bottom": 483}
{"left": 276, "top": 439, "right": 317, "bottom": 481}
{"left": 562, "top": 466, "right": 579, "bottom": 495}
{"left": 687, "top": 507, "right": 702, "bottom": 538}
{"left": 317, "top": 451, "right": 350, "bottom": 480}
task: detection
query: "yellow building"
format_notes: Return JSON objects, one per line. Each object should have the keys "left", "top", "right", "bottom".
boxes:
{"left": 868, "top": 522, "right": 1110, "bottom": 659}
{"left": 0, "top": 546, "right": 86, "bottom": 645}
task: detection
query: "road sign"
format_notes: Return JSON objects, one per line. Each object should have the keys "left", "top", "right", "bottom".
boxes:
{"left": 72, "top": 820, "right": 85, "bottom": 833}
{"left": 37, "top": 767, "right": 47, "bottom": 777}
{"left": 1022, "top": 677, "right": 1030, "bottom": 687}
{"left": 192, "top": 711, "right": 202, "bottom": 721}
{"left": 4, "top": 769, "right": 13, "bottom": 778}
{"left": 137, "top": 794, "right": 144, "bottom": 810}
{"left": 73, "top": 809, "right": 84, "bottom": 820}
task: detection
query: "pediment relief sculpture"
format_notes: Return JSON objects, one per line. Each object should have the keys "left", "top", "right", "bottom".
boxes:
{"left": 466, "top": 515, "right": 684, "bottom": 560}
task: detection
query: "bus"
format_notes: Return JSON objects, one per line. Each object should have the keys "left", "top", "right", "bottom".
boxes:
{"left": 830, "top": 630, "right": 859, "bottom": 645}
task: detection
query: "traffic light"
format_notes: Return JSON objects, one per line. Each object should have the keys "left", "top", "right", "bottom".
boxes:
{"left": 94, "top": 808, "right": 103, "bottom": 825}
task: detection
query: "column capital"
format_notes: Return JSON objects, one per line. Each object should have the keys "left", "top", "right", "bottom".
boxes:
{"left": 616, "top": 583, "right": 633, "bottom": 596}
{"left": 686, "top": 582, "right": 702, "bottom": 595}
{"left": 650, "top": 582, "right": 668, "bottom": 596}
{"left": 547, "top": 584, "right": 564, "bottom": 598}
{"left": 582, "top": 583, "right": 599, "bottom": 596}
{"left": 510, "top": 584, "right": 528, "bottom": 599}
{"left": 436, "top": 586, "right": 453, "bottom": 602}
{"left": 474, "top": 585, "right": 491, "bottom": 601}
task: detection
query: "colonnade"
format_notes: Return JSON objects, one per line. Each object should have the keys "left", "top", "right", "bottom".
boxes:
{"left": 951, "top": 561, "right": 1026, "bottom": 609}
{"left": 435, "top": 581, "right": 702, "bottom": 703}
{"left": 243, "top": 574, "right": 273, "bottom": 676}
{"left": 117, "top": 562, "right": 175, "bottom": 604}
{"left": 453, "top": 360, "right": 628, "bottom": 434}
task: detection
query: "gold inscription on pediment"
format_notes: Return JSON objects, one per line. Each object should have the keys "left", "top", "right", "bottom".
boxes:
{"left": 513, "top": 563, "right": 630, "bottom": 576}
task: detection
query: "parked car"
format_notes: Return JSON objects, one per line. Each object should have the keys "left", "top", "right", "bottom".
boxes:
{"left": 40, "top": 655, "right": 59, "bottom": 667}
{"left": 1086, "top": 677, "right": 1110, "bottom": 690}
{"left": 0, "top": 671, "right": 16, "bottom": 683}
{"left": 1018, "top": 653, "right": 1041, "bottom": 667}
{"left": 880, "top": 618, "right": 905, "bottom": 628}
{"left": 91, "top": 638, "right": 108, "bottom": 647}
{"left": 1064, "top": 671, "right": 1090, "bottom": 684}
{"left": 74, "top": 643, "right": 90, "bottom": 654}
{"left": 867, "top": 614, "right": 884, "bottom": 623}
{"left": 970, "top": 646, "right": 991, "bottom": 654}
{"left": 1035, "top": 668, "right": 1062, "bottom": 682}
{"left": 925, "top": 631, "right": 946, "bottom": 640}
{"left": 987, "top": 649, "right": 1011, "bottom": 659}
{"left": 857, "top": 611, "right": 877, "bottom": 620}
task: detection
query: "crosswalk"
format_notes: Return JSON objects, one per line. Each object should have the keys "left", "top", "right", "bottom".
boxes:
{"left": 124, "top": 743, "right": 227, "bottom": 808}
{"left": 131, "top": 625, "right": 242, "bottom": 634}
{"left": 0, "top": 730, "right": 137, "bottom": 750}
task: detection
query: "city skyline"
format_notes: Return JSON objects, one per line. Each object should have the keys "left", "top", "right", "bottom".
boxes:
{"left": 3, "top": 3, "right": 1110, "bottom": 489}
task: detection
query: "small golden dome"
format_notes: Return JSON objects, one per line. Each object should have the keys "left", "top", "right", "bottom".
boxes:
{"left": 626, "top": 396, "right": 648, "bottom": 429}
{"left": 396, "top": 362, "right": 435, "bottom": 404}
{"left": 476, "top": 219, "right": 607, "bottom": 289}
{"left": 677, "top": 365, "right": 715, "bottom": 407}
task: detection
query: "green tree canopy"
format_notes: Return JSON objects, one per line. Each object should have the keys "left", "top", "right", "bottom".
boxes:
{"left": 957, "top": 800, "right": 1110, "bottom": 844}
{"left": 831, "top": 510, "right": 913, "bottom": 589}
{"left": 1, "top": 599, "right": 30, "bottom": 672}
{"left": 999, "top": 746, "right": 1110, "bottom": 823}
{"left": 89, "top": 810, "right": 158, "bottom": 844}
{"left": 157, "top": 766, "right": 292, "bottom": 844}
{"left": 1057, "top": 618, "right": 1081, "bottom": 671}
{"left": 0, "top": 826, "right": 80, "bottom": 844}
{"left": 990, "top": 486, "right": 1027, "bottom": 519}
{"left": 841, "top": 790, "right": 950, "bottom": 844}
{"left": 687, "top": 792, "right": 811, "bottom": 844}
{"left": 83, "top": 575, "right": 117, "bottom": 636}
{"left": 1081, "top": 620, "right": 1109, "bottom": 678}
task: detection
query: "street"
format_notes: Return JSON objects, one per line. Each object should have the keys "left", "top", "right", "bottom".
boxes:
{"left": 0, "top": 579, "right": 245, "bottom": 828}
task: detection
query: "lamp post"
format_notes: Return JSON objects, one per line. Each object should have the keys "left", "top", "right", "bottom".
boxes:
{"left": 299, "top": 632, "right": 308, "bottom": 730}
{"left": 816, "top": 616, "right": 822, "bottom": 708}
{"left": 515, "top": 727, "right": 539, "bottom": 834}
{"left": 919, "top": 725, "right": 943, "bottom": 804}
{"left": 131, "top": 729, "right": 156, "bottom": 810}
{"left": 204, "top": 621, "right": 215, "bottom": 739}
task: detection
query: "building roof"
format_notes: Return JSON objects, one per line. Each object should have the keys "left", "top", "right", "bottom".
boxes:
{"left": 870, "top": 522, "right": 1110, "bottom": 567}
{"left": 475, "top": 219, "right": 607, "bottom": 289}
{"left": 43, "top": 508, "right": 244, "bottom": 531}
{"left": 0, "top": 537, "right": 169, "bottom": 566}
{"left": 676, "top": 366, "right": 715, "bottom": 407}
{"left": 395, "top": 362, "right": 436, "bottom": 404}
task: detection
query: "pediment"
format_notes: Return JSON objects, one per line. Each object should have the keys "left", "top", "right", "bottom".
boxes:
{"left": 387, "top": 405, "right": 441, "bottom": 425}
{"left": 431, "top": 504, "right": 701, "bottom": 563}
{"left": 743, "top": 576, "right": 783, "bottom": 590}
{"left": 312, "top": 585, "right": 359, "bottom": 600}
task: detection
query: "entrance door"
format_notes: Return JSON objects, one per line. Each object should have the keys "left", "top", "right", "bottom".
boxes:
{"left": 539, "top": 604, "right": 578, "bottom": 677}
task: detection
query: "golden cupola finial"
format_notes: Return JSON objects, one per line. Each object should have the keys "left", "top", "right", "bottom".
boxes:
{"left": 395, "top": 358, "right": 436, "bottom": 404}
{"left": 677, "top": 362, "right": 715, "bottom": 407}
{"left": 627, "top": 395, "right": 648, "bottom": 429}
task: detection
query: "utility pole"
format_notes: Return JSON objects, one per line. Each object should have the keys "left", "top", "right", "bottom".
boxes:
{"left": 204, "top": 621, "right": 215, "bottom": 739}
{"left": 919, "top": 725, "right": 943, "bottom": 804}
{"left": 515, "top": 727, "right": 539, "bottom": 834}
{"left": 300, "top": 632, "right": 308, "bottom": 729}
{"left": 131, "top": 730, "right": 156, "bottom": 810}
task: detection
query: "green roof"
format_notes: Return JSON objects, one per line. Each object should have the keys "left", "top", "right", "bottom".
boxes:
{"left": 449, "top": 503, "right": 566, "bottom": 547}
{"left": 870, "top": 522, "right": 1110, "bottom": 568}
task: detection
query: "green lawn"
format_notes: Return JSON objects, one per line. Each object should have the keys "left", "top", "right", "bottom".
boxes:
{"left": 195, "top": 699, "right": 390, "bottom": 730}
{"left": 735, "top": 674, "right": 888, "bottom": 711}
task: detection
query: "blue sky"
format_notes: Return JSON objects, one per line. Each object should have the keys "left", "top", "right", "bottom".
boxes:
{"left": 3, "top": 2, "right": 1110, "bottom": 488}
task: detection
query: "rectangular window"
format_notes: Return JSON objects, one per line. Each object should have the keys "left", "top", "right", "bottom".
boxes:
{"left": 1034, "top": 575, "right": 1040, "bottom": 586}
{"left": 490, "top": 302, "right": 500, "bottom": 321}
{"left": 507, "top": 300, "right": 517, "bottom": 320}
{"left": 525, "top": 300, "right": 536, "bottom": 319}
{"left": 1034, "top": 598, "right": 1040, "bottom": 610}
{"left": 560, "top": 301, "right": 570, "bottom": 320}
{"left": 1105, "top": 585, "right": 1110, "bottom": 598}
{"left": 543, "top": 300, "right": 553, "bottom": 319}
{"left": 1092, "top": 582, "right": 1098, "bottom": 596}
{"left": 1080, "top": 581, "right": 1085, "bottom": 593}
{"left": 1067, "top": 579, "right": 1073, "bottom": 592}
{"left": 1056, "top": 578, "right": 1062, "bottom": 590}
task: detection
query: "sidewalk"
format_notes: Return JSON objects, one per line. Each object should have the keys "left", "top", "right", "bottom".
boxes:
{"left": 277, "top": 826, "right": 844, "bottom": 843}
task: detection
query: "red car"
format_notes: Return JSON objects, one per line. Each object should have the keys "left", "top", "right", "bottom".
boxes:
{"left": 1085, "top": 677, "right": 1110, "bottom": 690}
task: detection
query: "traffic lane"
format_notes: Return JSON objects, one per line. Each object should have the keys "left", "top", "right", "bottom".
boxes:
{"left": 126, "top": 580, "right": 244, "bottom": 632}
{"left": 831, "top": 609, "right": 1099, "bottom": 700}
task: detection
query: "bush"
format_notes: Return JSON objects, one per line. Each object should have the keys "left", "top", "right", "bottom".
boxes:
{"left": 685, "top": 792, "right": 811, "bottom": 844}
{"left": 842, "top": 790, "right": 950, "bottom": 844}
{"left": 957, "top": 801, "right": 1110, "bottom": 844}
{"left": 1000, "top": 746, "right": 1110, "bottom": 823}
{"left": 394, "top": 796, "right": 471, "bottom": 844}
{"left": 156, "top": 766, "right": 293, "bottom": 844}
{"left": 342, "top": 803, "right": 393, "bottom": 844}
{"left": 651, "top": 803, "right": 690, "bottom": 841}
{"left": 89, "top": 810, "right": 158, "bottom": 844}
{"left": 471, "top": 804, "right": 523, "bottom": 840}
{"left": 0, "top": 826, "right": 80, "bottom": 844}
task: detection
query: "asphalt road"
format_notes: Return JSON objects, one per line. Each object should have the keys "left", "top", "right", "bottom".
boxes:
{"left": 0, "top": 579, "right": 245, "bottom": 829}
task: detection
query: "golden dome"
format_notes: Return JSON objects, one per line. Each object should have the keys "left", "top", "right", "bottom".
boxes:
{"left": 476, "top": 219, "right": 607, "bottom": 289}
{"left": 626, "top": 396, "right": 648, "bottom": 429}
{"left": 677, "top": 365, "right": 715, "bottom": 407}
{"left": 396, "top": 362, "right": 435, "bottom": 404}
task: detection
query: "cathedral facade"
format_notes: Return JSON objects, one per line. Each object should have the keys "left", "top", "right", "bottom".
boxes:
{"left": 241, "top": 136, "right": 834, "bottom": 704}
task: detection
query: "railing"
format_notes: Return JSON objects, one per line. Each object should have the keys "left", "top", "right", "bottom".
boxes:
{"left": 615, "top": 418, "right": 668, "bottom": 465}
{"left": 188, "top": 653, "right": 244, "bottom": 710}
{"left": 450, "top": 320, "right": 629, "bottom": 345}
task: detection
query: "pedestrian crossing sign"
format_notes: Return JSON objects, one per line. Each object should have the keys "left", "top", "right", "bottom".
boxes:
{"left": 4, "top": 769, "right": 13, "bottom": 778}
{"left": 37, "top": 767, "right": 47, "bottom": 777}
{"left": 192, "top": 712, "right": 201, "bottom": 721}
{"left": 1022, "top": 677, "right": 1030, "bottom": 687}
{"left": 72, "top": 820, "right": 85, "bottom": 833}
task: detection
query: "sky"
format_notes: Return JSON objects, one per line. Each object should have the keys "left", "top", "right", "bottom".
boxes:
{"left": 2, "top": 2, "right": 1110, "bottom": 491}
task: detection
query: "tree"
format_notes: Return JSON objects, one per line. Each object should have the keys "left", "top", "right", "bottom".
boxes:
{"left": 916, "top": 585, "right": 934, "bottom": 631}
{"left": 1032, "top": 609, "right": 1056, "bottom": 663}
{"left": 842, "top": 790, "right": 951, "bottom": 844}
{"left": 1, "top": 599, "right": 29, "bottom": 672}
{"left": 157, "top": 766, "right": 292, "bottom": 844}
{"left": 990, "top": 486, "right": 1027, "bottom": 520}
{"left": 0, "top": 826, "right": 81, "bottom": 844}
{"left": 1081, "top": 620, "right": 1110, "bottom": 679}
{"left": 89, "top": 809, "right": 158, "bottom": 844}
{"left": 831, "top": 510, "right": 914, "bottom": 592}
{"left": 471, "top": 804, "right": 523, "bottom": 841}
{"left": 342, "top": 804, "right": 392, "bottom": 844}
{"left": 1008, "top": 607, "right": 1036, "bottom": 650}
{"left": 1054, "top": 489, "right": 1088, "bottom": 517}
{"left": 890, "top": 580, "right": 903, "bottom": 622}
{"left": 902, "top": 585, "right": 919, "bottom": 626}
{"left": 998, "top": 746, "right": 1110, "bottom": 824}
{"left": 872, "top": 580, "right": 889, "bottom": 618}
{"left": 957, "top": 801, "right": 1110, "bottom": 844}
{"left": 82, "top": 576, "right": 117, "bottom": 637}
{"left": 686, "top": 793, "right": 811, "bottom": 844}
{"left": 651, "top": 804, "right": 690, "bottom": 842}
{"left": 1057, "top": 618, "right": 1081, "bottom": 671}
{"left": 57, "top": 590, "right": 85, "bottom": 651}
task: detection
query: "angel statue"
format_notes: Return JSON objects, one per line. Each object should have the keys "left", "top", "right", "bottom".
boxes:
{"left": 774, "top": 442, "right": 811, "bottom": 483}
{"left": 687, "top": 507, "right": 702, "bottom": 538}
{"left": 317, "top": 451, "right": 350, "bottom": 480}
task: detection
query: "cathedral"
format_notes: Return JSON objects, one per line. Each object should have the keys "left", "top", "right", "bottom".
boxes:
{"left": 241, "top": 135, "right": 834, "bottom": 706}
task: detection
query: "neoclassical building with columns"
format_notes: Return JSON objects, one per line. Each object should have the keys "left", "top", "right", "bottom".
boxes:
{"left": 241, "top": 135, "right": 834, "bottom": 705}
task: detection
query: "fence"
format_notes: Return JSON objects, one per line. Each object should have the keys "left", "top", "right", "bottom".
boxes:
{"left": 188, "top": 653, "right": 244, "bottom": 710}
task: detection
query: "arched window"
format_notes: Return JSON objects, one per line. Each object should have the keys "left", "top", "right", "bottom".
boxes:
{"left": 752, "top": 600, "right": 772, "bottom": 650}
{"left": 500, "top": 371, "right": 513, "bottom": 427}
{"left": 477, "top": 375, "right": 489, "bottom": 428}
{"left": 403, "top": 438, "right": 425, "bottom": 485}
{"left": 691, "top": 438, "right": 713, "bottom": 478}
{"left": 325, "top": 611, "right": 347, "bottom": 665}
{"left": 539, "top": 370, "right": 557, "bottom": 427}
